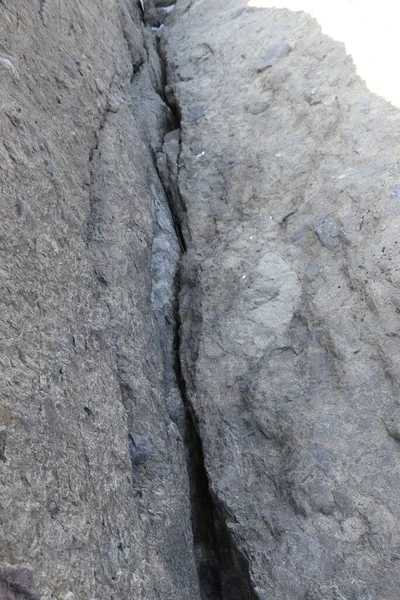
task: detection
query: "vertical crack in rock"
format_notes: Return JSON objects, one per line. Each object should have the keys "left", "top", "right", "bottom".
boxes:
{"left": 148, "top": 11, "right": 259, "bottom": 598}
{"left": 85, "top": 0, "right": 260, "bottom": 594}
{"left": 148, "top": 71, "right": 224, "bottom": 600}
{"left": 174, "top": 322, "right": 260, "bottom": 600}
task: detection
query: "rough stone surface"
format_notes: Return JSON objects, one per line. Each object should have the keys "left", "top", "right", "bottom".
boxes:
{"left": 256, "top": 41, "right": 291, "bottom": 72}
{"left": 0, "top": 1, "right": 199, "bottom": 598}
{"left": 164, "top": 0, "right": 400, "bottom": 598}
{"left": 5, "top": 0, "right": 400, "bottom": 598}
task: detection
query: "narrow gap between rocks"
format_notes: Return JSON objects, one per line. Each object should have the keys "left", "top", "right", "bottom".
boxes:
{"left": 147, "top": 8, "right": 260, "bottom": 599}
{"left": 173, "top": 312, "right": 259, "bottom": 600}
{"left": 154, "top": 27, "right": 225, "bottom": 597}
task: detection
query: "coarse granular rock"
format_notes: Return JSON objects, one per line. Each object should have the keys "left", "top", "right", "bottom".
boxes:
{"left": 0, "top": 2, "right": 199, "bottom": 599}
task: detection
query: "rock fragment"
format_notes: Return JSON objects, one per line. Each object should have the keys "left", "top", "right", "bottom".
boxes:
{"left": 0, "top": 564, "right": 37, "bottom": 600}
{"left": 312, "top": 214, "right": 345, "bottom": 249}
{"left": 182, "top": 105, "right": 206, "bottom": 122}
{"left": 129, "top": 434, "right": 152, "bottom": 466}
{"left": 384, "top": 409, "right": 400, "bottom": 441}
{"left": 0, "top": 57, "right": 19, "bottom": 78}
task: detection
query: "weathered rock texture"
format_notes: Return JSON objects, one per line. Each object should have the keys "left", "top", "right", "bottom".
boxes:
{"left": 0, "top": 1, "right": 200, "bottom": 599}
{"left": 164, "top": 0, "right": 400, "bottom": 598}
{"left": 3, "top": 0, "right": 400, "bottom": 598}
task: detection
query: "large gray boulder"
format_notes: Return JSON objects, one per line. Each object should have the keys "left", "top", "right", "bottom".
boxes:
{"left": 164, "top": 0, "right": 400, "bottom": 597}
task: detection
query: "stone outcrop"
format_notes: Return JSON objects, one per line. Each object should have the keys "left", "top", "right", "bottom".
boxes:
{"left": 164, "top": 0, "right": 400, "bottom": 598}
{"left": 2, "top": 0, "right": 400, "bottom": 598}
{"left": 0, "top": 1, "right": 199, "bottom": 598}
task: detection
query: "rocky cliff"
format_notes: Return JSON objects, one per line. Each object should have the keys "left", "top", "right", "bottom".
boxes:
{"left": 2, "top": 0, "right": 400, "bottom": 599}
{"left": 0, "top": 1, "right": 199, "bottom": 598}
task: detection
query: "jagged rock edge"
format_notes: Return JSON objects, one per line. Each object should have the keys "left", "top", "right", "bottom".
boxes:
{"left": 101, "top": 3, "right": 261, "bottom": 595}
{"left": 155, "top": 23, "right": 260, "bottom": 600}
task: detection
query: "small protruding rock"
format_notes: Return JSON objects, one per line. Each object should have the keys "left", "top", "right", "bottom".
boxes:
{"left": 129, "top": 434, "right": 151, "bottom": 466}
{"left": 0, "top": 564, "right": 37, "bottom": 599}
{"left": 0, "top": 57, "right": 19, "bottom": 78}
{"left": 182, "top": 105, "right": 206, "bottom": 122}
{"left": 312, "top": 214, "right": 345, "bottom": 249}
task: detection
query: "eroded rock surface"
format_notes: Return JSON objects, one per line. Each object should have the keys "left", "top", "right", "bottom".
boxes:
{"left": 164, "top": 0, "right": 400, "bottom": 598}
{"left": 3, "top": 0, "right": 400, "bottom": 598}
{"left": 0, "top": 1, "right": 199, "bottom": 598}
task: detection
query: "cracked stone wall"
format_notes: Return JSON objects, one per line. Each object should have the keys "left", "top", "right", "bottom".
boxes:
{"left": 4, "top": 0, "right": 400, "bottom": 598}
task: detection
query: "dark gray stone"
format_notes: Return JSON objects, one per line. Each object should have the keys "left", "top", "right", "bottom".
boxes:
{"left": 129, "top": 435, "right": 152, "bottom": 466}
{"left": 0, "top": 2, "right": 200, "bottom": 599}
{"left": 312, "top": 214, "right": 345, "bottom": 249}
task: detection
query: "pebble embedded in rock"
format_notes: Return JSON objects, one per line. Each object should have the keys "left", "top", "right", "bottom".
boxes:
{"left": 0, "top": 57, "right": 19, "bottom": 78}
{"left": 183, "top": 105, "right": 206, "bottom": 122}
{"left": 245, "top": 101, "right": 269, "bottom": 115}
{"left": 312, "top": 214, "right": 345, "bottom": 249}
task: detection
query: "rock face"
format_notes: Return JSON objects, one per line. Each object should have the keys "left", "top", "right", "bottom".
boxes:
{"left": 164, "top": 0, "right": 400, "bottom": 598}
{"left": 3, "top": 0, "right": 400, "bottom": 598}
{"left": 0, "top": 1, "right": 200, "bottom": 598}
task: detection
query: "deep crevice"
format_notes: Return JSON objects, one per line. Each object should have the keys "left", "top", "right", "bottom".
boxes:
{"left": 173, "top": 305, "right": 259, "bottom": 600}
{"left": 149, "top": 15, "right": 259, "bottom": 600}
{"left": 124, "top": 4, "right": 259, "bottom": 597}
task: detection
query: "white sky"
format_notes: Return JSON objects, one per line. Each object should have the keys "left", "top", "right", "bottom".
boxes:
{"left": 247, "top": 0, "right": 400, "bottom": 106}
